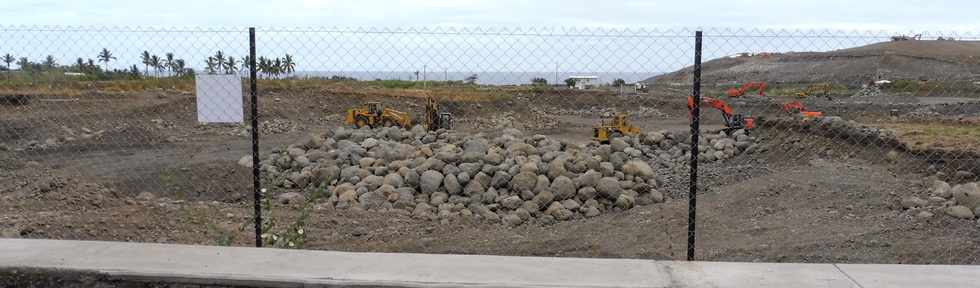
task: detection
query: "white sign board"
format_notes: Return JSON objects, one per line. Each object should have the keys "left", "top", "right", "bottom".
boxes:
{"left": 195, "top": 74, "right": 244, "bottom": 123}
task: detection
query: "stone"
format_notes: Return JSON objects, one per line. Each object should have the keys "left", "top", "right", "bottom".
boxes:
{"left": 136, "top": 191, "right": 156, "bottom": 201}
{"left": 383, "top": 173, "right": 404, "bottom": 188}
{"left": 522, "top": 201, "right": 540, "bottom": 212}
{"left": 500, "top": 195, "right": 523, "bottom": 209}
{"left": 610, "top": 138, "right": 628, "bottom": 152}
{"left": 944, "top": 205, "right": 975, "bottom": 219}
{"left": 615, "top": 194, "right": 635, "bottom": 210}
{"left": 276, "top": 192, "right": 305, "bottom": 205}
{"left": 491, "top": 171, "right": 511, "bottom": 188}
{"left": 238, "top": 155, "right": 253, "bottom": 168}
{"left": 599, "top": 162, "right": 615, "bottom": 177}
{"left": 916, "top": 210, "right": 934, "bottom": 219}
{"left": 420, "top": 170, "right": 445, "bottom": 194}
{"left": 444, "top": 174, "right": 462, "bottom": 195}
{"left": 583, "top": 206, "right": 601, "bottom": 218}
{"left": 596, "top": 177, "right": 622, "bottom": 199}
{"left": 577, "top": 187, "right": 598, "bottom": 202}
{"left": 622, "top": 160, "right": 655, "bottom": 179}
{"left": 429, "top": 192, "right": 449, "bottom": 205}
{"left": 900, "top": 196, "right": 928, "bottom": 209}
{"left": 532, "top": 190, "right": 555, "bottom": 206}
{"left": 562, "top": 199, "right": 581, "bottom": 211}
{"left": 462, "top": 138, "right": 489, "bottom": 162}
{"left": 362, "top": 175, "right": 384, "bottom": 191}
{"left": 951, "top": 182, "right": 980, "bottom": 208}
{"left": 575, "top": 170, "right": 602, "bottom": 188}
{"left": 550, "top": 176, "right": 576, "bottom": 200}
{"left": 511, "top": 172, "right": 538, "bottom": 193}
{"left": 932, "top": 180, "right": 952, "bottom": 198}
{"left": 464, "top": 180, "right": 485, "bottom": 197}
{"left": 502, "top": 214, "right": 523, "bottom": 227}
{"left": 514, "top": 208, "right": 532, "bottom": 220}
{"left": 359, "top": 187, "right": 390, "bottom": 210}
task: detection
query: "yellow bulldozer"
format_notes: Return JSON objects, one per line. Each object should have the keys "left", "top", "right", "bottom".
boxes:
{"left": 593, "top": 113, "right": 641, "bottom": 143}
{"left": 795, "top": 83, "right": 832, "bottom": 99}
{"left": 345, "top": 102, "right": 413, "bottom": 129}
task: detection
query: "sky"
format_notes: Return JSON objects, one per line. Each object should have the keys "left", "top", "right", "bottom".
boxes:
{"left": 2, "top": 0, "right": 979, "bottom": 83}
{"left": 6, "top": 0, "right": 980, "bottom": 31}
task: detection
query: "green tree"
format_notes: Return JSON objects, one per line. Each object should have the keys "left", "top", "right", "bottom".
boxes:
{"left": 205, "top": 57, "right": 217, "bottom": 74}
{"left": 164, "top": 53, "right": 175, "bottom": 76}
{"left": 531, "top": 77, "right": 548, "bottom": 85}
{"left": 16, "top": 57, "right": 29, "bottom": 71}
{"left": 282, "top": 54, "right": 296, "bottom": 77}
{"left": 172, "top": 59, "right": 186, "bottom": 77}
{"left": 213, "top": 51, "right": 225, "bottom": 74}
{"left": 612, "top": 78, "right": 626, "bottom": 86}
{"left": 241, "top": 55, "right": 252, "bottom": 74}
{"left": 224, "top": 57, "right": 237, "bottom": 74}
{"left": 149, "top": 55, "right": 162, "bottom": 76}
{"left": 564, "top": 78, "right": 576, "bottom": 87}
{"left": 2, "top": 54, "right": 14, "bottom": 73}
{"left": 97, "top": 48, "right": 116, "bottom": 71}
{"left": 272, "top": 58, "right": 282, "bottom": 79}
{"left": 43, "top": 55, "right": 57, "bottom": 70}
{"left": 141, "top": 51, "right": 151, "bottom": 76}
{"left": 464, "top": 74, "right": 478, "bottom": 84}
{"left": 75, "top": 58, "right": 85, "bottom": 72}
{"left": 129, "top": 65, "right": 141, "bottom": 78}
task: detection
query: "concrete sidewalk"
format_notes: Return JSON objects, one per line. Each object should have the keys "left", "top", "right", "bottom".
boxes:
{"left": 0, "top": 239, "right": 977, "bottom": 287}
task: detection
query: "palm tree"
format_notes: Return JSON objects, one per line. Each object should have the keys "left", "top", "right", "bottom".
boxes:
{"left": 141, "top": 51, "right": 151, "bottom": 76}
{"left": 149, "top": 55, "right": 162, "bottom": 76}
{"left": 75, "top": 58, "right": 85, "bottom": 72}
{"left": 97, "top": 48, "right": 116, "bottom": 71}
{"left": 164, "top": 53, "right": 175, "bottom": 76}
{"left": 2, "top": 54, "right": 14, "bottom": 73}
{"left": 43, "top": 55, "right": 57, "bottom": 70}
{"left": 224, "top": 57, "right": 237, "bottom": 74}
{"left": 172, "top": 59, "right": 186, "bottom": 77}
{"left": 241, "top": 55, "right": 252, "bottom": 74}
{"left": 213, "top": 51, "right": 225, "bottom": 74}
{"left": 282, "top": 54, "right": 296, "bottom": 77}
{"left": 16, "top": 57, "right": 29, "bottom": 71}
{"left": 204, "top": 57, "right": 217, "bottom": 74}
{"left": 273, "top": 58, "right": 282, "bottom": 79}
{"left": 87, "top": 59, "right": 97, "bottom": 72}
{"left": 257, "top": 57, "right": 268, "bottom": 78}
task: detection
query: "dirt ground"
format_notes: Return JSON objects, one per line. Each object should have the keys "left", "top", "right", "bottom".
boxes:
{"left": 1, "top": 84, "right": 979, "bottom": 264}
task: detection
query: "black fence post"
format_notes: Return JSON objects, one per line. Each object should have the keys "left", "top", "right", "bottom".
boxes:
{"left": 249, "top": 27, "right": 262, "bottom": 248}
{"left": 687, "top": 30, "right": 703, "bottom": 261}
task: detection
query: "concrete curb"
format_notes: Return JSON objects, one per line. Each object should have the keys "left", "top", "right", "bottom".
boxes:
{"left": 0, "top": 239, "right": 977, "bottom": 287}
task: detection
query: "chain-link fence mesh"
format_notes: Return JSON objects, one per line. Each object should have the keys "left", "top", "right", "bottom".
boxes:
{"left": 1, "top": 26, "right": 977, "bottom": 264}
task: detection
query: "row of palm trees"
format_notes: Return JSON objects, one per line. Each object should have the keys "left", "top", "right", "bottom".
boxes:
{"left": 1, "top": 48, "right": 299, "bottom": 80}
{"left": 204, "top": 51, "right": 296, "bottom": 79}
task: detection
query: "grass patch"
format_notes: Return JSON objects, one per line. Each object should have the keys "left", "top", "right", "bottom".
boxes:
{"left": 875, "top": 121, "right": 980, "bottom": 151}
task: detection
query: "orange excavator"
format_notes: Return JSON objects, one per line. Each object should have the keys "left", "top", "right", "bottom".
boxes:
{"left": 782, "top": 101, "right": 823, "bottom": 118}
{"left": 726, "top": 81, "right": 767, "bottom": 98}
{"left": 688, "top": 95, "right": 755, "bottom": 134}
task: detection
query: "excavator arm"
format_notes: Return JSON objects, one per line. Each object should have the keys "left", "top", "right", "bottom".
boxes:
{"left": 687, "top": 95, "right": 755, "bottom": 133}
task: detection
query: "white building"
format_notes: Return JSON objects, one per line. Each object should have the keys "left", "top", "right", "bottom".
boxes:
{"left": 568, "top": 76, "right": 599, "bottom": 90}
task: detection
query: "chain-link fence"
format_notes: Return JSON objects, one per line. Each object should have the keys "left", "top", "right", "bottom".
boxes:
{"left": 0, "top": 26, "right": 977, "bottom": 264}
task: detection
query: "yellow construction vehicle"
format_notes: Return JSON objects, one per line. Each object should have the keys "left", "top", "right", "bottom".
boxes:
{"left": 795, "top": 83, "right": 832, "bottom": 99}
{"left": 424, "top": 95, "right": 454, "bottom": 131}
{"left": 593, "top": 113, "right": 641, "bottom": 143}
{"left": 345, "top": 102, "right": 413, "bottom": 129}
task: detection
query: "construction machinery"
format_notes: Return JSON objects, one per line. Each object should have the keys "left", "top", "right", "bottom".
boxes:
{"left": 424, "top": 95, "right": 454, "bottom": 131}
{"left": 345, "top": 102, "right": 413, "bottom": 129}
{"left": 795, "top": 83, "right": 832, "bottom": 99}
{"left": 593, "top": 113, "right": 641, "bottom": 144}
{"left": 725, "top": 81, "right": 767, "bottom": 98}
{"left": 688, "top": 95, "right": 755, "bottom": 134}
{"left": 782, "top": 101, "right": 823, "bottom": 119}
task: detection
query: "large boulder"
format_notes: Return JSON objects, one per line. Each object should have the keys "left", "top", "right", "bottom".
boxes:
{"left": 596, "top": 177, "right": 622, "bottom": 199}
{"left": 444, "top": 174, "right": 462, "bottom": 195}
{"left": 461, "top": 138, "right": 489, "bottom": 162}
{"left": 622, "top": 160, "right": 655, "bottom": 179}
{"left": 511, "top": 172, "right": 538, "bottom": 193}
{"left": 951, "top": 182, "right": 980, "bottom": 209}
{"left": 945, "top": 205, "right": 975, "bottom": 219}
{"left": 550, "top": 176, "right": 576, "bottom": 200}
{"left": 420, "top": 170, "right": 445, "bottom": 194}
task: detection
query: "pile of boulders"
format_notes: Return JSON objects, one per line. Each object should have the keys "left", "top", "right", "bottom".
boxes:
{"left": 552, "top": 106, "right": 670, "bottom": 118}
{"left": 853, "top": 85, "right": 882, "bottom": 98}
{"left": 467, "top": 111, "right": 559, "bottom": 131}
{"left": 902, "top": 180, "right": 980, "bottom": 220}
{"left": 229, "top": 118, "right": 299, "bottom": 137}
{"left": 256, "top": 125, "right": 758, "bottom": 226}
{"left": 763, "top": 116, "right": 903, "bottom": 149}
{"left": 20, "top": 126, "right": 104, "bottom": 151}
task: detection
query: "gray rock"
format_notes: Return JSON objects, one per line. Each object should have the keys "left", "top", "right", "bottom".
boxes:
{"left": 583, "top": 206, "right": 601, "bottom": 218}
{"left": 276, "top": 192, "right": 305, "bottom": 205}
{"left": 932, "top": 180, "right": 952, "bottom": 198}
{"left": 562, "top": 199, "right": 581, "bottom": 211}
{"left": 464, "top": 180, "right": 485, "bottom": 197}
{"left": 916, "top": 210, "right": 934, "bottom": 219}
{"left": 511, "top": 172, "right": 538, "bottom": 193}
{"left": 238, "top": 155, "right": 253, "bottom": 168}
{"left": 615, "top": 194, "right": 635, "bottom": 210}
{"left": 596, "top": 177, "right": 622, "bottom": 199}
{"left": 420, "top": 170, "right": 445, "bottom": 194}
{"left": 599, "top": 162, "right": 615, "bottom": 177}
{"left": 502, "top": 214, "right": 523, "bottom": 227}
{"left": 315, "top": 165, "right": 342, "bottom": 185}
{"left": 532, "top": 190, "right": 555, "bottom": 206}
{"left": 444, "top": 174, "right": 462, "bottom": 195}
{"left": 359, "top": 186, "right": 392, "bottom": 210}
{"left": 550, "top": 176, "right": 576, "bottom": 200}
{"left": 514, "top": 208, "right": 532, "bottom": 221}
{"left": 952, "top": 182, "right": 980, "bottom": 208}
{"left": 622, "top": 160, "right": 655, "bottom": 179}
{"left": 575, "top": 170, "right": 602, "bottom": 188}
{"left": 900, "top": 196, "right": 929, "bottom": 209}
{"left": 522, "top": 201, "right": 540, "bottom": 212}
{"left": 462, "top": 138, "right": 489, "bottom": 162}
{"left": 430, "top": 192, "right": 449, "bottom": 205}
{"left": 383, "top": 173, "right": 404, "bottom": 188}
{"left": 491, "top": 171, "right": 511, "bottom": 188}
{"left": 945, "top": 205, "right": 975, "bottom": 219}
{"left": 362, "top": 175, "right": 384, "bottom": 191}
{"left": 610, "top": 138, "right": 628, "bottom": 152}
{"left": 500, "top": 195, "right": 523, "bottom": 209}
{"left": 577, "top": 187, "right": 598, "bottom": 202}
{"left": 534, "top": 175, "right": 551, "bottom": 193}
{"left": 481, "top": 187, "right": 499, "bottom": 204}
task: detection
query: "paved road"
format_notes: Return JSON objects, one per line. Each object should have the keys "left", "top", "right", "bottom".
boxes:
{"left": 1, "top": 239, "right": 978, "bottom": 287}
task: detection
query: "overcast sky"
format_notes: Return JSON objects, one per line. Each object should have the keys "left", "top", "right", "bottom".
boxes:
{"left": 3, "top": 0, "right": 978, "bottom": 83}
{"left": 6, "top": 0, "right": 979, "bottom": 31}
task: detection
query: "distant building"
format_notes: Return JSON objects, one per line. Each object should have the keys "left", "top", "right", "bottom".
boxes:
{"left": 569, "top": 76, "right": 599, "bottom": 90}
{"left": 64, "top": 72, "right": 85, "bottom": 77}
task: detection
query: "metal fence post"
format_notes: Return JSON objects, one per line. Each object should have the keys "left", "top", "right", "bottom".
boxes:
{"left": 687, "top": 30, "right": 703, "bottom": 261}
{"left": 249, "top": 27, "right": 262, "bottom": 248}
